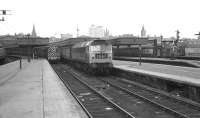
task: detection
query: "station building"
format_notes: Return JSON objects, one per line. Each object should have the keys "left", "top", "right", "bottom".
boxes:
{"left": 182, "top": 39, "right": 200, "bottom": 57}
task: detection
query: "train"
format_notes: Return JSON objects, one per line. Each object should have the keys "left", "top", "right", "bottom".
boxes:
{"left": 0, "top": 43, "right": 6, "bottom": 63}
{"left": 34, "top": 46, "right": 60, "bottom": 61}
{"left": 34, "top": 39, "right": 113, "bottom": 74}
{"left": 61, "top": 39, "right": 113, "bottom": 74}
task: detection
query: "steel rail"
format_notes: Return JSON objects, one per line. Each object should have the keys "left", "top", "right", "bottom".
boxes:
{"left": 66, "top": 67, "right": 136, "bottom": 118}
{"left": 51, "top": 64, "right": 93, "bottom": 118}
{"left": 100, "top": 78, "right": 191, "bottom": 118}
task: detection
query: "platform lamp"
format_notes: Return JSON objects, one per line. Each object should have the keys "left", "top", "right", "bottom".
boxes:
{"left": 171, "top": 39, "right": 175, "bottom": 60}
{"left": 27, "top": 34, "right": 31, "bottom": 62}
{"left": 160, "top": 35, "right": 163, "bottom": 57}
{"left": 139, "top": 44, "right": 142, "bottom": 66}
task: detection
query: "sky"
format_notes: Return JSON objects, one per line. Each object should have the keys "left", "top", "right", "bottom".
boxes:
{"left": 0, "top": 0, "right": 200, "bottom": 38}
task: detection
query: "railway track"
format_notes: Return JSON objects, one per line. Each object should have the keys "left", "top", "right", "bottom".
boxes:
{"left": 52, "top": 64, "right": 135, "bottom": 118}
{"left": 0, "top": 56, "right": 20, "bottom": 65}
{"left": 98, "top": 76, "right": 200, "bottom": 118}
{"left": 52, "top": 63, "right": 200, "bottom": 118}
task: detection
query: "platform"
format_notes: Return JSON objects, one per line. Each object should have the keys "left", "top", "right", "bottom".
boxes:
{"left": 114, "top": 56, "right": 200, "bottom": 68}
{"left": 113, "top": 60, "right": 200, "bottom": 87}
{"left": 0, "top": 59, "right": 88, "bottom": 118}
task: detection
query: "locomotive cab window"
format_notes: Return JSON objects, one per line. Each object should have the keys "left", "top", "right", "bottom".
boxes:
{"left": 91, "top": 40, "right": 109, "bottom": 45}
{"left": 90, "top": 40, "right": 112, "bottom": 52}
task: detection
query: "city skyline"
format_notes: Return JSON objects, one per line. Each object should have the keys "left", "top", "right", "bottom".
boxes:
{"left": 1, "top": 0, "right": 200, "bottom": 38}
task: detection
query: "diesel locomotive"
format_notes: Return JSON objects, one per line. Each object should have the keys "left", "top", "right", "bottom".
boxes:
{"left": 61, "top": 39, "right": 113, "bottom": 74}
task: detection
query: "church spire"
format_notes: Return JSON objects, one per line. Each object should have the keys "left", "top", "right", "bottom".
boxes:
{"left": 141, "top": 25, "right": 146, "bottom": 37}
{"left": 31, "top": 25, "right": 37, "bottom": 37}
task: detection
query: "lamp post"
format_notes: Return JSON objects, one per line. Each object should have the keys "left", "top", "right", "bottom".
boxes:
{"left": 171, "top": 39, "right": 175, "bottom": 60}
{"left": 139, "top": 44, "right": 142, "bottom": 66}
{"left": 160, "top": 35, "right": 163, "bottom": 57}
{"left": 20, "top": 57, "right": 22, "bottom": 69}
{"left": 27, "top": 34, "right": 31, "bottom": 62}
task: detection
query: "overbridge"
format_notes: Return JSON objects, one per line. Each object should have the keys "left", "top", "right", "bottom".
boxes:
{"left": 0, "top": 35, "right": 49, "bottom": 56}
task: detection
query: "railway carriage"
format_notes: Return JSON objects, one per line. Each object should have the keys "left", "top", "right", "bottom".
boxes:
{"left": 61, "top": 39, "right": 113, "bottom": 74}
{"left": 0, "top": 43, "right": 6, "bottom": 62}
{"left": 34, "top": 46, "right": 60, "bottom": 62}
{"left": 48, "top": 46, "right": 61, "bottom": 61}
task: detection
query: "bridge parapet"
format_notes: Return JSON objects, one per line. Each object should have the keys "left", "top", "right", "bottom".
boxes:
{"left": 0, "top": 36, "right": 49, "bottom": 57}
{"left": 16, "top": 37, "right": 49, "bottom": 45}
{"left": 0, "top": 37, "right": 49, "bottom": 48}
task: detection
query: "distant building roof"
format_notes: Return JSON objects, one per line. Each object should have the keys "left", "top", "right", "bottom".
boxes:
{"left": 0, "top": 35, "right": 16, "bottom": 40}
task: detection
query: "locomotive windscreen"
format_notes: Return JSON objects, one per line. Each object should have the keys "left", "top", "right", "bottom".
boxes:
{"left": 91, "top": 40, "right": 109, "bottom": 45}
{"left": 90, "top": 45, "right": 111, "bottom": 52}
{"left": 90, "top": 40, "right": 112, "bottom": 52}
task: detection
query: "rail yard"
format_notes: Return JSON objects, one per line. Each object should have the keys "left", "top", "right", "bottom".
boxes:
{"left": 2, "top": 1, "right": 200, "bottom": 117}
{"left": 0, "top": 37, "right": 200, "bottom": 118}
{"left": 52, "top": 63, "right": 200, "bottom": 118}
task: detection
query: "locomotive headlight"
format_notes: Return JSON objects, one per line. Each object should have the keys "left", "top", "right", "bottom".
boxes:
{"left": 92, "top": 56, "right": 95, "bottom": 59}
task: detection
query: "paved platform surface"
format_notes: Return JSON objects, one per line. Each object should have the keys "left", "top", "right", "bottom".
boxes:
{"left": 0, "top": 59, "right": 88, "bottom": 118}
{"left": 113, "top": 60, "right": 200, "bottom": 87}
{"left": 114, "top": 56, "right": 200, "bottom": 67}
